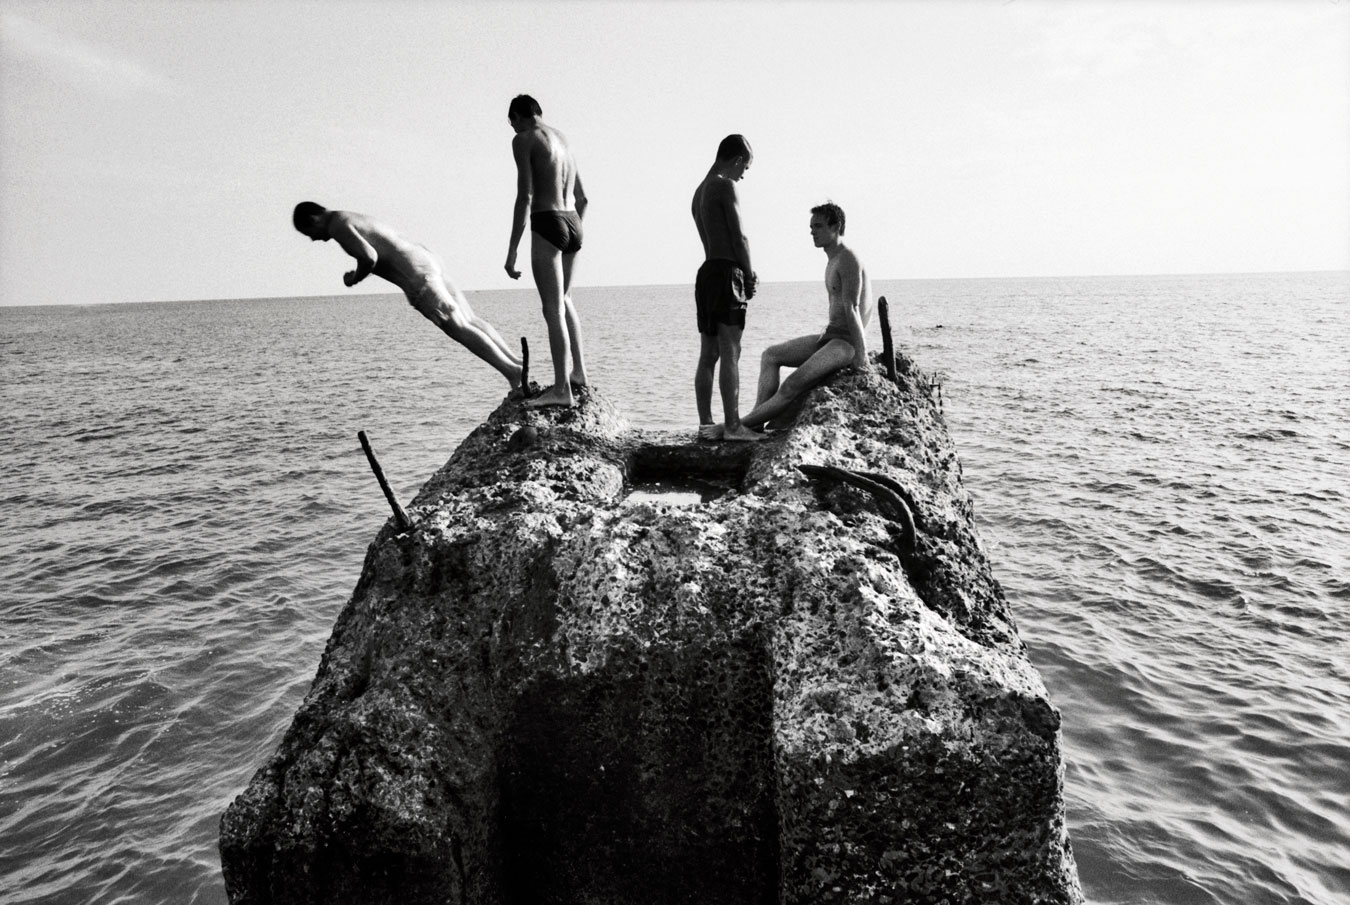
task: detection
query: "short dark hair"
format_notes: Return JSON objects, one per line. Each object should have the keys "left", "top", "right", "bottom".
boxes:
{"left": 508, "top": 94, "right": 542, "bottom": 119}
{"left": 811, "top": 201, "right": 846, "bottom": 235}
{"left": 716, "top": 134, "right": 752, "bottom": 162}
{"left": 292, "top": 201, "right": 327, "bottom": 234}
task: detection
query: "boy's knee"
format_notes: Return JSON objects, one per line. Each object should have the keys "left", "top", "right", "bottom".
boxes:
{"left": 437, "top": 306, "right": 470, "bottom": 336}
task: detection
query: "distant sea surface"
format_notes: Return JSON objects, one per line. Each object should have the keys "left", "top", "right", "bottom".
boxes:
{"left": 2, "top": 272, "right": 1347, "bottom": 905}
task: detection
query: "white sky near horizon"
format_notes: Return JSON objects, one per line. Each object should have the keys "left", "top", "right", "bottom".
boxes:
{"left": 1, "top": 0, "right": 1347, "bottom": 308}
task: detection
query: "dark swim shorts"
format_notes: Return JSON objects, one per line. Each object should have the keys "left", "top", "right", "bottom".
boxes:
{"left": 531, "top": 210, "right": 583, "bottom": 254}
{"left": 695, "top": 259, "right": 748, "bottom": 335}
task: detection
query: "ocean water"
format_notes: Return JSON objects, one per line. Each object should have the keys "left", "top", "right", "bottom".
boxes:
{"left": 1, "top": 272, "right": 1347, "bottom": 905}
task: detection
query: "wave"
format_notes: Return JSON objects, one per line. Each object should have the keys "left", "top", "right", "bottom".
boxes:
{"left": 1233, "top": 428, "right": 1300, "bottom": 441}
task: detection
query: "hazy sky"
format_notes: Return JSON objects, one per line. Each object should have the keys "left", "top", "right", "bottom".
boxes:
{"left": 2, "top": 0, "right": 1347, "bottom": 307}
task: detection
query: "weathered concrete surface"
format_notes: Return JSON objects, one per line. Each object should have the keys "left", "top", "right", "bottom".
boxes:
{"left": 219, "top": 354, "right": 1083, "bottom": 904}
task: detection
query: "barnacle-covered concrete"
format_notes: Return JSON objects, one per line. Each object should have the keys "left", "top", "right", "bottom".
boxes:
{"left": 219, "top": 354, "right": 1083, "bottom": 904}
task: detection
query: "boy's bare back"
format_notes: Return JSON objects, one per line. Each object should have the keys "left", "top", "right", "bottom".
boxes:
{"left": 514, "top": 124, "right": 579, "bottom": 212}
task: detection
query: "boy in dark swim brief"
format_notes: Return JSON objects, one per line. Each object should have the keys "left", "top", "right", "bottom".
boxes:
{"left": 504, "top": 94, "right": 590, "bottom": 408}
{"left": 815, "top": 323, "right": 851, "bottom": 348}
{"left": 530, "top": 210, "right": 583, "bottom": 255}
{"left": 741, "top": 202, "right": 874, "bottom": 432}
{"left": 695, "top": 258, "right": 748, "bottom": 334}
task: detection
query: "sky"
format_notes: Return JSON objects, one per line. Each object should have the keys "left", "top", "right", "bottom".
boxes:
{"left": 1, "top": 0, "right": 1347, "bottom": 308}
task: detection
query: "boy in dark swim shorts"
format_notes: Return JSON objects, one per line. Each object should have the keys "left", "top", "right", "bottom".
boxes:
{"left": 690, "top": 134, "right": 764, "bottom": 442}
{"left": 695, "top": 259, "right": 748, "bottom": 334}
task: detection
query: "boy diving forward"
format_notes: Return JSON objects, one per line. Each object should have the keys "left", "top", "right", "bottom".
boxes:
{"left": 293, "top": 202, "right": 523, "bottom": 389}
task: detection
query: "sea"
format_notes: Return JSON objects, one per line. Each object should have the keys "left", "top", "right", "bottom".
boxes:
{"left": 1, "top": 271, "right": 1347, "bottom": 905}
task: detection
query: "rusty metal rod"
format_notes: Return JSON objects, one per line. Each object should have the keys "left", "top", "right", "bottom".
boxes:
{"left": 357, "top": 430, "right": 412, "bottom": 532}
{"left": 877, "top": 296, "right": 897, "bottom": 384}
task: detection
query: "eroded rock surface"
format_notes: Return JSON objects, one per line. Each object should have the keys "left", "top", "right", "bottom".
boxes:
{"left": 220, "top": 355, "right": 1083, "bottom": 904}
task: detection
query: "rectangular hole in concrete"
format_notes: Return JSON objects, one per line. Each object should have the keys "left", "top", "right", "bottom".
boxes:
{"left": 624, "top": 442, "right": 752, "bottom": 507}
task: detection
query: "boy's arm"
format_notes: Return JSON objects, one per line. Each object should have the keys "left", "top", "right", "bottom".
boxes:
{"left": 840, "top": 252, "right": 868, "bottom": 367}
{"left": 716, "top": 181, "right": 756, "bottom": 298}
{"left": 329, "top": 220, "right": 378, "bottom": 286}
{"left": 574, "top": 169, "right": 588, "bottom": 220}
{"left": 505, "top": 134, "right": 532, "bottom": 279}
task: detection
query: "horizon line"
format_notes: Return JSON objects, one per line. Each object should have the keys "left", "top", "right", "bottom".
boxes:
{"left": 2, "top": 268, "right": 1346, "bottom": 310}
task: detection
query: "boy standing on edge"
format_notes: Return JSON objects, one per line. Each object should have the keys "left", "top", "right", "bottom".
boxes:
{"left": 692, "top": 134, "right": 763, "bottom": 441}
{"left": 504, "top": 94, "right": 590, "bottom": 408}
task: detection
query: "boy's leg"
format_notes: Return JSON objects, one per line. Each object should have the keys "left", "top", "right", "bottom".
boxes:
{"left": 561, "top": 251, "right": 588, "bottom": 387}
{"left": 527, "top": 236, "right": 574, "bottom": 406}
{"left": 416, "top": 284, "right": 522, "bottom": 388}
{"left": 753, "top": 335, "right": 819, "bottom": 407}
{"left": 695, "top": 333, "right": 720, "bottom": 428}
{"left": 441, "top": 276, "right": 521, "bottom": 366}
{"left": 743, "top": 337, "right": 849, "bottom": 430}
{"left": 715, "top": 323, "right": 762, "bottom": 441}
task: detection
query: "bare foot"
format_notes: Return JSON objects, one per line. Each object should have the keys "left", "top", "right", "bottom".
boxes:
{"left": 698, "top": 423, "right": 725, "bottom": 440}
{"left": 524, "top": 384, "right": 575, "bottom": 408}
{"left": 722, "top": 424, "right": 766, "bottom": 442}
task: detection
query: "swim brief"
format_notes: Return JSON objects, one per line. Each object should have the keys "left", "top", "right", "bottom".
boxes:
{"left": 531, "top": 210, "right": 583, "bottom": 254}
{"left": 816, "top": 324, "right": 852, "bottom": 349}
{"left": 695, "top": 259, "right": 748, "bottom": 335}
